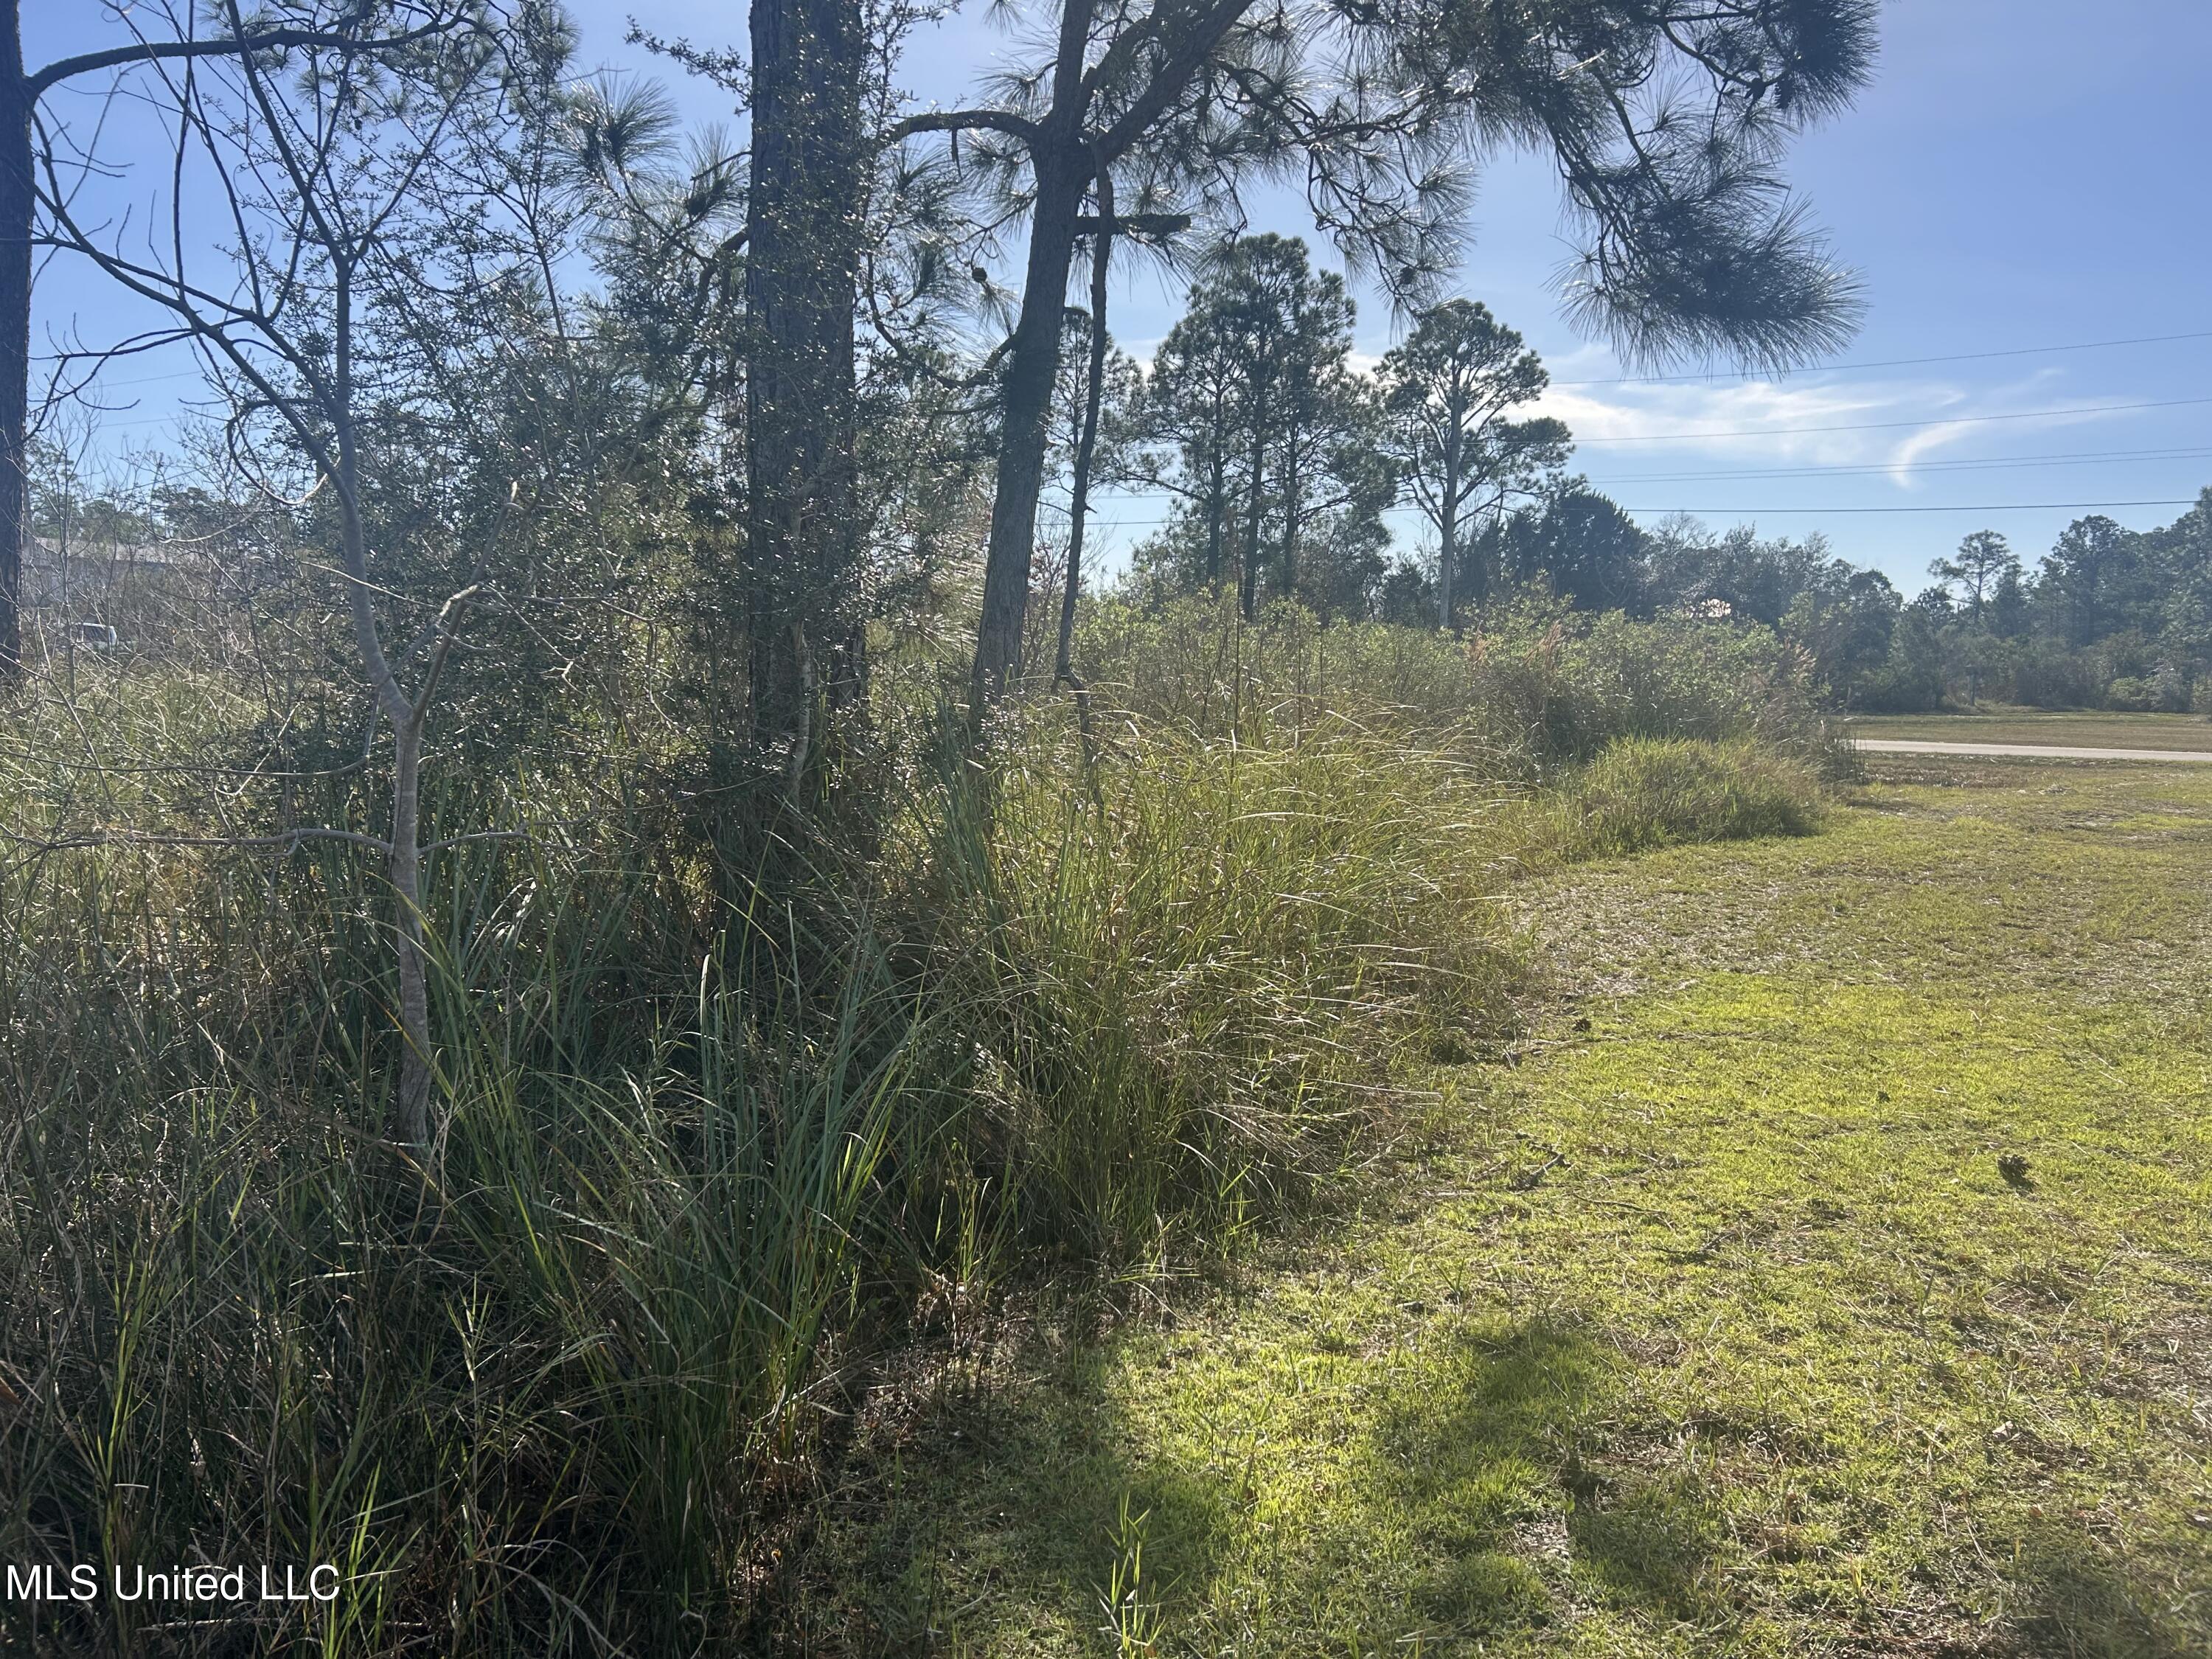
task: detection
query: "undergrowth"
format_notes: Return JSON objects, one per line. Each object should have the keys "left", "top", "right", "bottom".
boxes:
{"left": 0, "top": 603, "right": 1839, "bottom": 1655}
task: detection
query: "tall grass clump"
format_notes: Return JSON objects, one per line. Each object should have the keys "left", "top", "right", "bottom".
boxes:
{"left": 925, "top": 703, "right": 1529, "bottom": 1260}
{"left": 1551, "top": 737, "right": 1827, "bottom": 859}
{"left": 0, "top": 679, "right": 939, "bottom": 1651}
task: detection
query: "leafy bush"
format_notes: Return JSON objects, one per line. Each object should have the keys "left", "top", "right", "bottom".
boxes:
{"left": 2013, "top": 644, "right": 2107, "bottom": 709}
{"left": 2105, "top": 675, "right": 2159, "bottom": 712}
{"left": 1466, "top": 612, "right": 1848, "bottom": 777}
{"left": 1551, "top": 737, "right": 1826, "bottom": 860}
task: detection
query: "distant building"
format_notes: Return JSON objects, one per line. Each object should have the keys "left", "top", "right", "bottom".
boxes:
{"left": 21, "top": 535, "right": 201, "bottom": 608}
{"left": 20, "top": 535, "right": 220, "bottom": 651}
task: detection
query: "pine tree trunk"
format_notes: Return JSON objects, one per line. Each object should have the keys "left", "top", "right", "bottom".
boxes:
{"left": 0, "top": 6, "right": 30, "bottom": 685}
{"left": 388, "top": 718, "right": 431, "bottom": 1148}
{"left": 1241, "top": 387, "right": 1267, "bottom": 622}
{"left": 1055, "top": 189, "right": 1112, "bottom": 693}
{"left": 1205, "top": 448, "right": 1225, "bottom": 588}
{"left": 746, "top": 0, "right": 863, "bottom": 787}
{"left": 1438, "top": 442, "right": 1460, "bottom": 630}
{"left": 1054, "top": 199, "right": 1110, "bottom": 768}
{"left": 972, "top": 156, "right": 1083, "bottom": 717}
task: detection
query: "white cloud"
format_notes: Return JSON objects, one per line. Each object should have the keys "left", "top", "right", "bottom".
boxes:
{"left": 1535, "top": 367, "right": 2146, "bottom": 487}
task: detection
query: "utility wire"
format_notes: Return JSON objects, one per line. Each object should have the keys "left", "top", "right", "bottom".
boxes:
{"left": 65, "top": 329, "right": 2212, "bottom": 392}
{"left": 1571, "top": 396, "right": 2212, "bottom": 445}
{"left": 1593, "top": 445, "right": 2212, "bottom": 486}
{"left": 1087, "top": 483, "right": 2212, "bottom": 532}
{"left": 71, "top": 329, "right": 2212, "bottom": 403}
{"left": 1616, "top": 499, "right": 2199, "bottom": 515}
{"left": 1551, "top": 329, "right": 2212, "bottom": 387}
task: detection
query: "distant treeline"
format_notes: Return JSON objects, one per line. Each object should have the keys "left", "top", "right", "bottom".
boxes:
{"left": 1438, "top": 493, "right": 2212, "bottom": 715}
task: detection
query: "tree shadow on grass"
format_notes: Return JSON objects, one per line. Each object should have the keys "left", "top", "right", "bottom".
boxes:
{"left": 2006, "top": 1525, "right": 2206, "bottom": 1659}
{"left": 810, "top": 1310, "right": 2210, "bottom": 1658}
{"left": 796, "top": 1329, "right": 1238, "bottom": 1655}
{"left": 810, "top": 1313, "right": 1728, "bottom": 1655}
{"left": 1352, "top": 1316, "right": 1726, "bottom": 1642}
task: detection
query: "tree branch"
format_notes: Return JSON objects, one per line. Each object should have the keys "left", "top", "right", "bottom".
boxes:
{"left": 27, "top": 21, "right": 459, "bottom": 102}
{"left": 1096, "top": 0, "right": 1256, "bottom": 161}
{"left": 1074, "top": 211, "right": 1192, "bottom": 239}
{"left": 888, "top": 108, "right": 1043, "bottom": 148}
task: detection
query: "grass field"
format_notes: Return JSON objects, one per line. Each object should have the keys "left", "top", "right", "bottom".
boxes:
{"left": 1848, "top": 709, "right": 2212, "bottom": 751}
{"left": 802, "top": 754, "right": 2212, "bottom": 1657}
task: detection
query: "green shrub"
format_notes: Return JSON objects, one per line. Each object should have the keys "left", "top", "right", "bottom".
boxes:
{"left": 1552, "top": 737, "right": 1826, "bottom": 860}
{"left": 1468, "top": 612, "right": 1851, "bottom": 778}
{"left": 2152, "top": 664, "right": 2192, "bottom": 713}
{"left": 2013, "top": 644, "right": 2106, "bottom": 709}
{"left": 2106, "top": 675, "right": 2158, "bottom": 712}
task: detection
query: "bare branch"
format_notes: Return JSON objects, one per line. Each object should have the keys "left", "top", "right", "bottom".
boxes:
{"left": 27, "top": 20, "right": 462, "bottom": 102}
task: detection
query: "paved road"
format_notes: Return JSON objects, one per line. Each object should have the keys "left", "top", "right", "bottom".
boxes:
{"left": 1855, "top": 738, "right": 2212, "bottom": 764}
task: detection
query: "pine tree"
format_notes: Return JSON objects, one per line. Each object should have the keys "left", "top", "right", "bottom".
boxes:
{"left": 2042, "top": 515, "right": 2140, "bottom": 647}
{"left": 1929, "top": 530, "right": 2019, "bottom": 625}
{"left": 1135, "top": 236, "right": 1387, "bottom": 619}
{"left": 883, "top": 0, "right": 1877, "bottom": 714}
{"left": 1379, "top": 301, "right": 1569, "bottom": 629}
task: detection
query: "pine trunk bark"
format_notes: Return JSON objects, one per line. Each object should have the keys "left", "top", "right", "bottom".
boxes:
{"left": 1205, "top": 448, "right": 1225, "bottom": 588}
{"left": 1, "top": 5, "right": 30, "bottom": 685}
{"left": 388, "top": 719, "right": 431, "bottom": 1148}
{"left": 746, "top": 0, "right": 864, "bottom": 789}
{"left": 971, "top": 156, "right": 1083, "bottom": 716}
{"left": 1438, "top": 432, "right": 1461, "bottom": 630}
{"left": 1054, "top": 182, "right": 1110, "bottom": 758}
{"left": 1240, "top": 388, "right": 1267, "bottom": 622}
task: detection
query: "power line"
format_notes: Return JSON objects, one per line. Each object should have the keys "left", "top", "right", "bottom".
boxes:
{"left": 47, "top": 365, "right": 203, "bottom": 392}
{"left": 1551, "top": 329, "right": 2212, "bottom": 388}
{"left": 59, "top": 329, "right": 2212, "bottom": 393}
{"left": 1572, "top": 396, "right": 2212, "bottom": 445}
{"left": 1617, "top": 499, "right": 2198, "bottom": 515}
{"left": 1592, "top": 444, "right": 2212, "bottom": 486}
{"left": 1088, "top": 486, "right": 2211, "bottom": 531}
{"left": 74, "top": 408, "right": 209, "bottom": 431}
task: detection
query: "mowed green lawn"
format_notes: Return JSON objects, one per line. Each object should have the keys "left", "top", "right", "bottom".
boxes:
{"left": 805, "top": 757, "right": 2212, "bottom": 1658}
{"left": 1848, "top": 708, "right": 2212, "bottom": 752}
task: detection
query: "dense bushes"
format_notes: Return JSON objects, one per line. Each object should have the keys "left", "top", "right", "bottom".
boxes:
{"left": 1074, "top": 592, "right": 1851, "bottom": 774}
{"left": 1865, "top": 628, "right": 2208, "bottom": 714}
{"left": 1464, "top": 612, "right": 1847, "bottom": 776}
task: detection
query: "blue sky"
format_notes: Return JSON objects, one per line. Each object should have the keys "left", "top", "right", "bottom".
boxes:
{"left": 32, "top": 1, "right": 2212, "bottom": 593}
